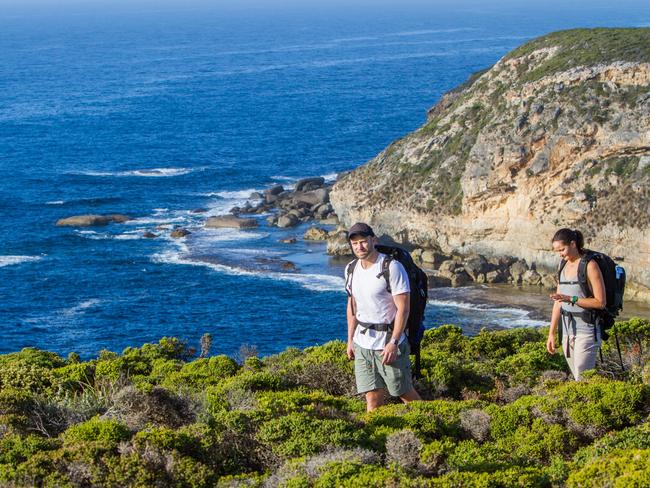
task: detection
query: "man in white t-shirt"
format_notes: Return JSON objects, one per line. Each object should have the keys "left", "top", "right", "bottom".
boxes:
{"left": 345, "top": 222, "right": 421, "bottom": 411}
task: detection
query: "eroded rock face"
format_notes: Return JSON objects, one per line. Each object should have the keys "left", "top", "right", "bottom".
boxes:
{"left": 331, "top": 29, "right": 650, "bottom": 301}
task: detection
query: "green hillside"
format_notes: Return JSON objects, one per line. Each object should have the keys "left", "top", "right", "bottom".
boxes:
{"left": 0, "top": 319, "right": 649, "bottom": 487}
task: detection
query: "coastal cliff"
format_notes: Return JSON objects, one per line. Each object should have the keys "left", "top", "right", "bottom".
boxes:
{"left": 331, "top": 28, "right": 650, "bottom": 301}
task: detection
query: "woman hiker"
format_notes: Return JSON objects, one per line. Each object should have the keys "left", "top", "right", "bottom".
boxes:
{"left": 547, "top": 228, "right": 606, "bottom": 380}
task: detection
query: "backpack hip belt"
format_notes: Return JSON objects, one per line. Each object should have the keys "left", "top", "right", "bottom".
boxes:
{"left": 357, "top": 321, "right": 394, "bottom": 334}
{"left": 560, "top": 309, "right": 599, "bottom": 343}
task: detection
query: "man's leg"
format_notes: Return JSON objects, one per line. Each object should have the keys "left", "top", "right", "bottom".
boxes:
{"left": 365, "top": 389, "right": 386, "bottom": 411}
{"left": 399, "top": 387, "right": 421, "bottom": 403}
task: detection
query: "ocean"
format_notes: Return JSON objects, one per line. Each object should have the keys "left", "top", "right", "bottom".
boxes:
{"left": 1, "top": 1, "right": 648, "bottom": 358}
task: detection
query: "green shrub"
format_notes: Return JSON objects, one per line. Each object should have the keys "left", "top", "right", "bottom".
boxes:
{"left": 0, "top": 388, "right": 37, "bottom": 433}
{"left": 469, "top": 328, "right": 546, "bottom": 362}
{"left": 504, "top": 418, "right": 579, "bottom": 465}
{"left": 0, "top": 361, "right": 55, "bottom": 394}
{"left": 485, "top": 396, "right": 540, "bottom": 440}
{"left": 572, "top": 422, "right": 650, "bottom": 468}
{"left": 257, "top": 412, "right": 368, "bottom": 458}
{"left": 314, "top": 461, "right": 414, "bottom": 488}
{"left": 421, "top": 325, "right": 468, "bottom": 353}
{"left": 51, "top": 362, "right": 95, "bottom": 393}
{"left": 161, "top": 355, "right": 240, "bottom": 390}
{"left": 550, "top": 378, "right": 649, "bottom": 433}
{"left": 256, "top": 389, "right": 364, "bottom": 420}
{"left": 430, "top": 466, "right": 551, "bottom": 487}
{"left": 0, "top": 434, "right": 59, "bottom": 466}
{"left": 363, "top": 400, "right": 481, "bottom": 448}
{"left": 269, "top": 341, "right": 356, "bottom": 396}
{"left": 205, "top": 371, "right": 285, "bottom": 415}
{"left": 446, "top": 439, "right": 505, "bottom": 472}
{"left": 62, "top": 416, "right": 131, "bottom": 448}
{"left": 496, "top": 342, "right": 568, "bottom": 386}
{"left": 567, "top": 448, "right": 650, "bottom": 488}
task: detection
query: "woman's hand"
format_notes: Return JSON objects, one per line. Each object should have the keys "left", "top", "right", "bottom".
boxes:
{"left": 546, "top": 334, "right": 556, "bottom": 354}
{"left": 550, "top": 293, "right": 571, "bottom": 303}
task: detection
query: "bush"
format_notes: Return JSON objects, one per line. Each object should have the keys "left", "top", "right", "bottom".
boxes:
{"left": 0, "top": 388, "right": 37, "bottom": 434}
{"left": 161, "top": 355, "right": 240, "bottom": 391}
{"left": 0, "top": 434, "right": 59, "bottom": 466}
{"left": 567, "top": 448, "right": 650, "bottom": 488}
{"left": 572, "top": 422, "right": 650, "bottom": 468}
{"left": 549, "top": 378, "right": 649, "bottom": 435}
{"left": 314, "top": 461, "right": 414, "bottom": 488}
{"left": 504, "top": 418, "right": 579, "bottom": 465}
{"left": 385, "top": 429, "right": 422, "bottom": 471}
{"left": 257, "top": 412, "right": 368, "bottom": 459}
{"left": 104, "top": 385, "right": 197, "bottom": 430}
{"left": 62, "top": 416, "right": 131, "bottom": 448}
{"left": 266, "top": 448, "right": 381, "bottom": 487}
{"left": 268, "top": 341, "right": 356, "bottom": 397}
{"left": 51, "top": 362, "right": 95, "bottom": 393}
{"left": 256, "top": 390, "right": 364, "bottom": 420}
{"left": 496, "top": 342, "right": 568, "bottom": 387}
{"left": 421, "top": 325, "right": 468, "bottom": 353}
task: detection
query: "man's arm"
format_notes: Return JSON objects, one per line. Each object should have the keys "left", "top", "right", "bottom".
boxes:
{"left": 346, "top": 296, "right": 358, "bottom": 360}
{"left": 381, "top": 292, "right": 410, "bottom": 365}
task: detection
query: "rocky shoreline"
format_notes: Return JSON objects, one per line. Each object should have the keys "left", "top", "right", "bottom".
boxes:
{"left": 55, "top": 176, "right": 557, "bottom": 291}
{"left": 228, "top": 176, "right": 558, "bottom": 290}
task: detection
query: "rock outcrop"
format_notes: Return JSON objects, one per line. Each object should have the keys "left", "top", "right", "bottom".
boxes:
{"left": 205, "top": 216, "right": 258, "bottom": 229}
{"left": 331, "top": 28, "right": 650, "bottom": 301}
{"left": 56, "top": 214, "right": 131, "bottom": 226}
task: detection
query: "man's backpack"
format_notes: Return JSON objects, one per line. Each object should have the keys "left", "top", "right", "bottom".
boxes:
{"left": 345, "top": 245, "right": 428, "bottom": 378}
{"left": 558, "top": 250, "right": 626, "bottom": 339}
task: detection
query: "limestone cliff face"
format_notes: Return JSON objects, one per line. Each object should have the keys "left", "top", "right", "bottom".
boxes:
{"left": 331, "top": 28, "right": 650, "bottom": 301}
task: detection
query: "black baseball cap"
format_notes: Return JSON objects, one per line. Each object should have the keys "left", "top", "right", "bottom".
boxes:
{"left": 347, "top": 222, "right": 375, "bottom": 239}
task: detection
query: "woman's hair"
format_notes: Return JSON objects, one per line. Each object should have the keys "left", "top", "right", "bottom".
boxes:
{"left": 552, "top": 228, "right": 585, "bottom": 253}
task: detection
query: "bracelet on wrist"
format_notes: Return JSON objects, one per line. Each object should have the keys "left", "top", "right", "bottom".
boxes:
{"left": 571, "top": 296, "right": 579, "bottom": 305}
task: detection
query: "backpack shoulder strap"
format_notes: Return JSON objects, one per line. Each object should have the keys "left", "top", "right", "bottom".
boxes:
{"left": 557, "top": 259, "right": 567, "bottom": 282}
{"left": 345, "top": 259, "right": 358, "bottom": 297}
{"left": 577, "top": 253, "right": 594, "bottom": 298}
{"left": 377, "top": 255, "right": 393, "bottom": 293}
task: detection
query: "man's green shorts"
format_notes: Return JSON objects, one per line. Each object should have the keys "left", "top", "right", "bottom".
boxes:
{"left": 354, "top": 340, "right": 413, "bottom": 396}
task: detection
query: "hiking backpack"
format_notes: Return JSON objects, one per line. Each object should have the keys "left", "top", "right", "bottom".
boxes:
{"left": 345, "top": 245, "right": 428, "bottom": 378}
{"left": 557, "top": 250, "right": 626, "bottom": 339}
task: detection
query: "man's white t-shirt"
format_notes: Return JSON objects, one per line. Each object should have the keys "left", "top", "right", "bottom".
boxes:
{"left": 345, "top": 253, "right": 410, "bottom": 350}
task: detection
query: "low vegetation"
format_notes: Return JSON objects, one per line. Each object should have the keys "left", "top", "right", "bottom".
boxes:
{"left": 0, "top": 319, "right": 649, "bottom": 487}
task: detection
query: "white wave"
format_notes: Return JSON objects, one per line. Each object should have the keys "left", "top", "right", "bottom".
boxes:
{"left": 270, "top": 175, "right": 297, "bottom": 184}
{"left": 196, "top": 228, "right": 269, "bottom": 243}
{"left": 152, "top": 249, "right": 344, "bottom": 292}
{"left": 0, "top": 255, "right": 43, "bottom": 267}
{"left": 211, "top": 189, "right": 261, "bottom": 199}
{"left": 114, "top": 233, "right": 144, "bottom": 240}
{"left": 46, "top": 200, "right": 65, "bottom": 205}
{"left": 62, "top": 299, "right": 102, "bottom": 317}
{"left": 75, "top": 229, "right": 149, "bottom": 240}
{"left": 322, "top": 172, "right": 338, "bottom": 183}
{"left": 77, "top": 167, "right": 197, "bottom": 178}
{"left": 125, "top": 216, "right": 186, "bottom": 225}
{"left": 428, "top": 298, "right": 545, "bottom": 328}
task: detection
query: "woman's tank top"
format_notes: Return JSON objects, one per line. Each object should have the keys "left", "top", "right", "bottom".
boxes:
{"left": 559, "top": 266, "right": 593, "bottom": 335}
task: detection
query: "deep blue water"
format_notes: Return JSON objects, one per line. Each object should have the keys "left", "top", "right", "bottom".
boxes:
{"left": 1, "top": 1, "right": 649, "bottom": 358}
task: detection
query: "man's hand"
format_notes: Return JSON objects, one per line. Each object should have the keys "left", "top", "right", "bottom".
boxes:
{"left": 381, "top": 342, "right": 398, "bottom": 365}
{"left": 347, "top": 340, "right": 355, "bottom": 360}
{"left": 546, "top": 334, "right": 556, "bottom": 354}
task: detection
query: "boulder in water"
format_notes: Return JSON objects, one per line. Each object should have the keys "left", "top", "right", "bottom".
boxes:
{"left": 56, "top": 214, "right": 131, "bottom": 227}
{"left": 205, "top": 216, "right": 258, "bottom": 229}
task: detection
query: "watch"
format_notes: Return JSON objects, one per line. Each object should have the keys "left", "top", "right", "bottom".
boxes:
{"left": 390, "top": 338, "right": 399, "bottom": 346}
